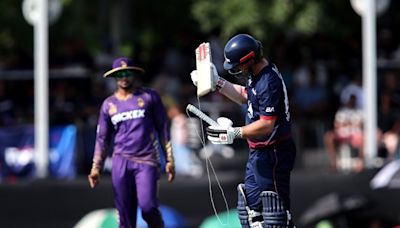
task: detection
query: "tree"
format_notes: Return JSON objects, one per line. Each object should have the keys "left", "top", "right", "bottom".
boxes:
{"left": 191, "top": 0, "right": 361, "bottom": 47}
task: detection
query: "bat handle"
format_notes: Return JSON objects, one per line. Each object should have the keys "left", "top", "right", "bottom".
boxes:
{"left": 186, "top": 104, "right": 219, "bottom": 126}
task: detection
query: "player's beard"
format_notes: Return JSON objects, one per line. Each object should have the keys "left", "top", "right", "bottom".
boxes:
{"left": 233, "top": 68, "right": 251, "bottom": 86}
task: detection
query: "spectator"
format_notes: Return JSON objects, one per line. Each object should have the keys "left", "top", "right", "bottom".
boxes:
{"left": 381, "top": 116, "right": 400, "bottom": 162}
{"left": 324, "top": 94, "right": 364, "bottom": 173}
{"left": 340, "top": 73, "right": 363, "bottom": 110}
{"left": 292, "top": 63, "right": 330, "bottom": 118}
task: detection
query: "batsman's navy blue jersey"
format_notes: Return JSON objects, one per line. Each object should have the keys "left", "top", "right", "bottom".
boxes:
{"left": 245, "top": 63, "right": 292, "bottom": 149}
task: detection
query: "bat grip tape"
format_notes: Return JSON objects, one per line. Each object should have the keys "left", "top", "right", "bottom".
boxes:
{"left": 186, "top": 104, "right": 219, "bottom": 126}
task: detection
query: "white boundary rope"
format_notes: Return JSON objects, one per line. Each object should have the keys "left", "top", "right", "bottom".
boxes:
{"left": 185, "top": 99, "right": 230, "bottom": 225}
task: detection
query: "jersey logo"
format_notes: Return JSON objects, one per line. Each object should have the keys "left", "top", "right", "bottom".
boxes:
{"left": 111, "top": 109, "right": 146, "bottom": 125}
{"left": 137, "top": 97, "right": 145, "bottom": 107}
{"left": 265, "top": 107, "right": 275, "bottom": 113}
{"left": 108, "top": 102, "right": 117, "bottom": 115}
{"left": 247, "top": 100, "right": 253, "bottom": 119}
{"left": 252, "top": 88, "right": 257, "bottom": 95}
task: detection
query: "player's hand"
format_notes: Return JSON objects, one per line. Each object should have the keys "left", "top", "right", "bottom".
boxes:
{"left": 206, "top": 117, "right": 242, "bottom": 144}
{"left": 190, "top": 70, "right": 199, "bottom": 87}
{"left": 165, "top": 162, "right": 175, "bottom": 183}
{"left": 207, "top": 125, "right": 236, "bottom": 144}
{"left": 190, "top": 63, "right": 221, "bottom": 91}
{"left": 88, "top": 167, "right": 101, "bottom": 188}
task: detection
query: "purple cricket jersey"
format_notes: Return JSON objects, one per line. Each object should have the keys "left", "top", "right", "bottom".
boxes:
{"left": 93, "top": 87, "right": 170, "bottom": 167}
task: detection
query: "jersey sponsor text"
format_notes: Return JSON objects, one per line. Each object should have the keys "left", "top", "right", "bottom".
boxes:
{"left": 111, "top": 109, "right": 145, "bottom": 125}
{"left": 265, "top": 107, "right": 275, "bottom": 113}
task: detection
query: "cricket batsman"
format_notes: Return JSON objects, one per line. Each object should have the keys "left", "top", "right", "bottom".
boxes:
{"left": 191, "top": 34, "right": 296, "bottom": 228}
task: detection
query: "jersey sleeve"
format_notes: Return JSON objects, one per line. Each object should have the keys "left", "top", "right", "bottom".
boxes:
{"left": 257, "top": 76, "right": 281, "bottom": 120}
{"left": 92, "top": 100, "right": 114, "bottom": 169}
{"left": 150, "top": 90, "right": 174, "bottom": 164}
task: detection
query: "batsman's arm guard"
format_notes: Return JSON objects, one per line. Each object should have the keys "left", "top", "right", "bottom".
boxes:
{"left": 218, "top": 81, "right": 247, "bottom": 105}
{"left": 237, "top": 184, "right": 263, "bottom": 228}
{"left": 261, "top": 191, "right": 294, "bottom": 228}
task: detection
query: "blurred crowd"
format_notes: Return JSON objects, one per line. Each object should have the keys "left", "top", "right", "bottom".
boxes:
{"left": 1, "top": 30, "right": 400, "bottom": 175}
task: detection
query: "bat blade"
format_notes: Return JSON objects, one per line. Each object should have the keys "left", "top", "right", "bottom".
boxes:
{"left": 195, "top": 42, "right": 213, "bottom": 97}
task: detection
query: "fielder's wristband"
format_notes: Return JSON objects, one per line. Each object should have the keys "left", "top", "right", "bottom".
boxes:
{"left": 92, "top": 153, "right": 106, "bottom": 171}
{"left": 165, "top": 141, "right": 175, "bottom": 167}
{"left": 216, "top": 77, "right": 226, "bottom": 91}
{"left": 91, "top": 162, "right": 101, "bottom": 171}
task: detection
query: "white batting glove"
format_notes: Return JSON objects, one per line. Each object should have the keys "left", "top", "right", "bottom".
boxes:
{"left": 217, "top": 117, "right": 233, "bottom": 127}
{"left": 206, "top": 117, "right": 242, "bottom": 144}
{"left": 190, "top": 63, "right": 224, "bottom": 91}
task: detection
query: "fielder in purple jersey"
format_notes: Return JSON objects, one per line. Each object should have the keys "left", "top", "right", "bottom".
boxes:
{"left": 88, "top": 57, "right": 175, "bottom": 228}
{"left": 191, "top": 34, "right": 296, "bottom": 228}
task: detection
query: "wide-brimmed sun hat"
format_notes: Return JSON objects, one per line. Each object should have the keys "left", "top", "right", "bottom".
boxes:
{"left": 103, "top": 57, "right": 145, "bottom": 77}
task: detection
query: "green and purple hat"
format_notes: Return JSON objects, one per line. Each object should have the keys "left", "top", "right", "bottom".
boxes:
{"left": 103, "top": 57, "right": 145, "bottom": 77}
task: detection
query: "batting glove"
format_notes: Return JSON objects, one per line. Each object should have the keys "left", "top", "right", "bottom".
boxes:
{"left": 190, "top": 63, "right": 225, "bottom": 91}
{"left": 206, "top": 117, "right": 242, "bottom": 144}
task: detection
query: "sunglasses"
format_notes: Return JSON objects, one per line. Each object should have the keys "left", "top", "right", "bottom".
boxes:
{"left": 114, "top": 70, "right": 135, "bottom": 78}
